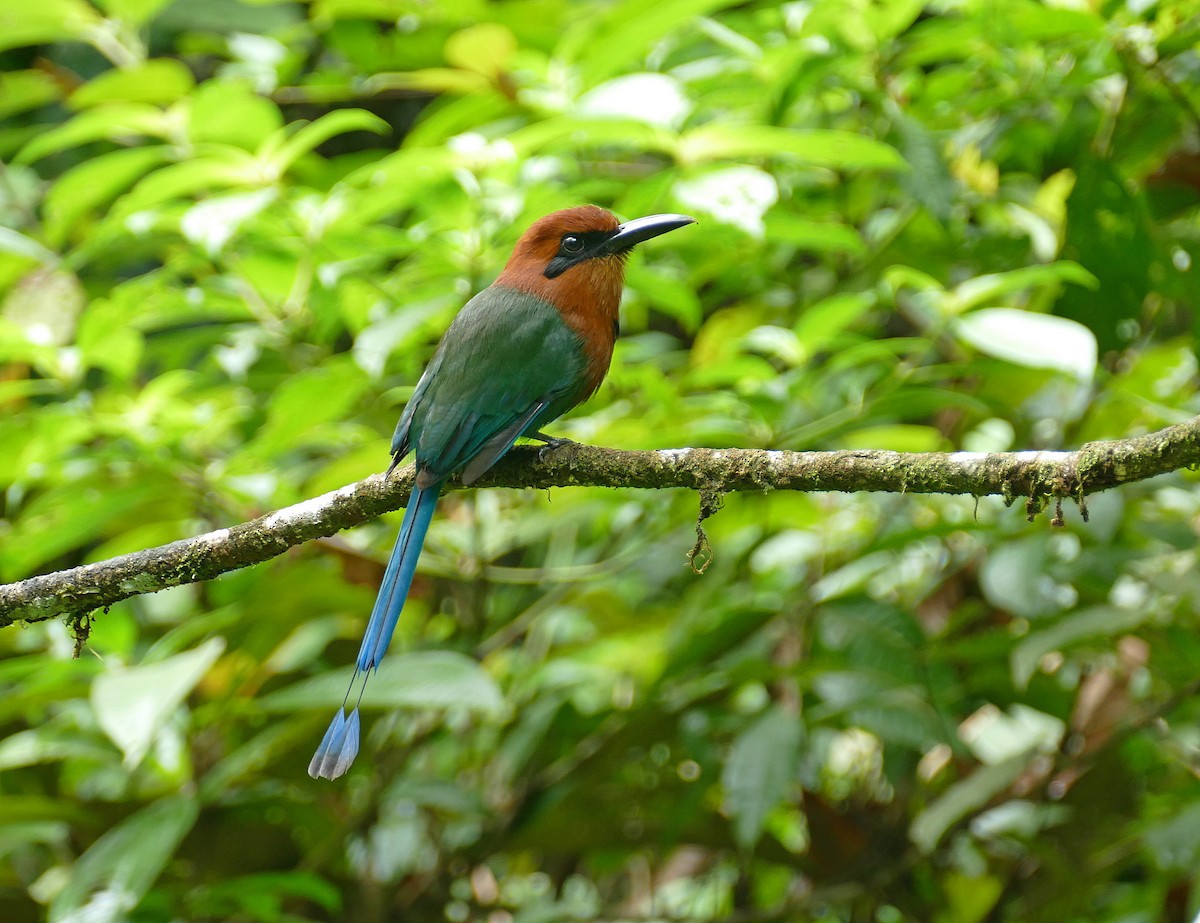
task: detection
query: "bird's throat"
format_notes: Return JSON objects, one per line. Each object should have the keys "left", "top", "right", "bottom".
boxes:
{"left": 495, "top": 260, "right": 623, "bottom": 398}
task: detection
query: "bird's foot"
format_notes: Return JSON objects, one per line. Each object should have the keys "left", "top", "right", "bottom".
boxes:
{"left": 530, "top": 432, "right": 578, "bottom": 463}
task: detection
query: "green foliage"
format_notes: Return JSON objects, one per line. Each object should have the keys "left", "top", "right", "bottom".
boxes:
{"left": 2, "top": 0, "right": 1200, "bottom": 921}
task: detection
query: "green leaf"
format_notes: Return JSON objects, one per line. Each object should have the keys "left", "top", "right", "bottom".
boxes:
{"left": 368, "top": 68, "right": 493, "bottom": 95}
{"left": 953, "top": 308, "right": 1097, "bottom": 381}
{"left": 111, "top": 150, "right": 258, "bottom": 216}
{"left": 949, "top": 262, "right": 1098, "bottom": 314}
{"left": 978, "top": 536, "right": 1069, "bottom": 620}
{"left": 0, "top": 228, "right": 58, "bottom": 266}
{"left": 70, "top": 59, "right": 194, "bottom": 108}
{"left": 841, "top": 424, "right": 950, "bottom": 453}
{"left": 262, "top": 651, "right": 505, "bottom": 715}
{"left": 794, "top": 292, "right": 875, "bottom": 354}
{"left": 767, "top": 215, "right": 865, "bottom": 255}
{"left": 91, "top": 638, "right": 226, "bottom": 768}
{"left": 261, "top": 109, "right": 389, "bottom": 177}
{"left": 1145, "top": 802, "right": 1200, "bottom": 872}
{"left": 625, "top": 263, "right": 703, "bottom": 331}
{"left": 722, "top": 705, "right": 802, "bottom": 849}
{"left": 93, "top": 0, "right": 174, "bottom": 26}
{"left": 1010, "top": 606, "right": 1150, "bottom": 689}
{"left": 186, "top": 81, "right": 283, "bottom": 150}
{"left": 508, "top": 117, "right": 676, "bottom": 158}
{"left": 958, "top": 705, "right": 1064, "bottom": 765}
{"left": 0, "top": 0, "right": 100, "bottom": 53}
{"left": 444, "top": 22, "right": 517, "bottom": 77}
{"left": 680, "top": 125, "right": 907, "bottom": 170}
{"left": 244, "top": 355, "right": 370, "bottom": 456}
{"left": 909, "top": 757, "right": 1027, "bottom": 854}
{"left": 0, "top": 70, "right": 62, "bottom": 119}
{"left": 562, "top": 0, "right": 740, "bottom": 84}
{"left": 187, "top": 872, "right": 342, "bottom": 919}
{"left": 49, "top": 796, "right": 199, "bottom": 923}
{"left": 180, "top": 188, "right": 277, "bottom": 255}
{"left": 16, "top": 103, "right": 168, "bottom": 163}
{"left": 1005, "top": 0, "right": 1103, "bottom": 40}
{"left": 44, "top": 146, "right": 170, "bottom": 246}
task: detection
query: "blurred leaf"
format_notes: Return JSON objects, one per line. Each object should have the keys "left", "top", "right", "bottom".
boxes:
{"left": 91, "top": 638, "right": 225, "bottom": 768}
{"left": 1057, "top": 157, "right": 1156, "bottom": 352}
{"left": 680, "top": 125, "right": 907, "bottom": 170}
{"left": 70, "top": 59, "right": 194, "bottom": 108}
{"left": 954, "top": 308, "right": 1097, "bottom": 381}
{"left": 93, "top": 0, "right": 174, "bottom": 26}
{"left": 187, "top": 871, "right": 341, "bottom": 919}
{"left": 910, "top": 757, "right": 1027, "bottom": 854}
{"left": 959, "top": 704, "right": 1064, "bottom": 765}
{"left": 949, "top": 263, "right": 1097, "bottom": 314}
{"left": 262, "top": 651, "right": 505, "bottom": 714}
{"left": 261, "top": 108, "right": 390, "bottom": 176}
{"left": 0, "top": 70, "right": 63, "bottom": 119}
{"left": 445, "top": 22, "right": 517, "bottom": 77}
{"left": 1010, "top": 606, "right": 1150, "bottom": 689}
{"left": 841, "top": 424, "right": 950, "bottom": 452}
{"left": 0, "top": 0, "right": 100, "bottom": 52}
{"left": 44, "top": 147, "right": 170, "bottom": 246}
{"left": 112, "top": 150, "right": 258, "bottom": 216}
{"left": 180, "top": 188, "right": 277, "bottom": 255}
{"left": 978, "top": 536, "right": 1070, "bottom": 620}
{"left": 722, "top": 705, "right": 802, "bottom": 848}
{"left": 49, "top": 796, "right": 199, "bottom": 923}
{"left": 0, "top": 228, "right": 58, "bottom": 265}
{"left": 16, "top": 104, "right": 168, "bottom": 163}
{"left": 186, "top": 80, "right": 283, "bottom": 150}
{"left": 563, "top": 0, "right": 739, "bottom": 83}
{"left": 244, "top": 356, "right": 370, "bottom": 457}
{"left": 1144, "top": 802, "right": 1200, "bottom": 872}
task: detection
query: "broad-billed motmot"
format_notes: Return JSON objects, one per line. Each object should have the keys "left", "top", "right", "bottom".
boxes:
{"left": 309, "top": 206, "right": 695, "bottom": 780}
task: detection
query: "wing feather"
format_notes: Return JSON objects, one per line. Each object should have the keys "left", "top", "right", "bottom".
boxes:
{"left": 397, "top": 286, "right": 588, "bottom": 484}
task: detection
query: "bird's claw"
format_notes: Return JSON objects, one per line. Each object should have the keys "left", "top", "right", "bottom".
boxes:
{"left": 532, "top": 433, "right": 577, "bottom": 463}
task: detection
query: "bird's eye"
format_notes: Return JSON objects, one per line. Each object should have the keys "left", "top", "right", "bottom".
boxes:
{"left": 561, "top": 234, "right": 584, "bottom": 253}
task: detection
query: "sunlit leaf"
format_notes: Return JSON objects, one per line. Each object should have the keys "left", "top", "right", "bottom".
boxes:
{"left": 91, "top": 639, "right": 225, "bottom": 768}
{"left": 16, "top": 104, "right": 168, "bottom": 163}
{"left": 679, "top": 125, "right": 907, "bottom": 170}
{"left": 44, "top": 147, "right": 170, "bottom": 245}
{"left": 953, "top": 308, "right": 1098, "bottom": 381}
{"left": 261, "top": 109, "right": 390, "bottom": 177}
{"left": 70, "top": 59, "right": 194, "bottom": 108}
{"left": 0, "top": 0, "right": 100, "bottom": 52}
{"left": 0, "top": 70, "right": 62, "bottom": 119}
{"left": 444, "top": 22, "right": 517, "bottom": 77}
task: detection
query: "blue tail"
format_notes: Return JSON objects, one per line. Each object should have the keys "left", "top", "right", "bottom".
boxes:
{"left": 308, "top": 483, "right": 441, "bottom": 780}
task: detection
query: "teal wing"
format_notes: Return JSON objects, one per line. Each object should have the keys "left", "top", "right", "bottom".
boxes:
{"left": 391, "top": 285, "right": 588, "bottom": 485}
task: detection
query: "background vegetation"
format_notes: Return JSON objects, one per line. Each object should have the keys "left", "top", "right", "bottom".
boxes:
{"left": 2, "top": 0, "right": 1200, "bottom": 920}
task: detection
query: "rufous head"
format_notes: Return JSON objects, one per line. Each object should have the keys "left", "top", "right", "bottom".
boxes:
{"left": 494, "top": 205, "right": 694, "bottom": 398}
{"left": 496, "top": 205, "right": 694, "bottom": 315}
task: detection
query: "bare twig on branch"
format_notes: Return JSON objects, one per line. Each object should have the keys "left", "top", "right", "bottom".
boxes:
{"left": 2, "top": 415, "right": 1199, "bottom": 624}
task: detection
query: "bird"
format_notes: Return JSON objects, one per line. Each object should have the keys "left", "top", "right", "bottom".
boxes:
{"left": 308, "top": 205, "right": 695, "bottom": 779}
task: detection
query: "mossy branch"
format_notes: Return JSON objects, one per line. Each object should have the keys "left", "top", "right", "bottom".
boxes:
{"left": 3, "top": 415, "right": 1199, "bottom": 624}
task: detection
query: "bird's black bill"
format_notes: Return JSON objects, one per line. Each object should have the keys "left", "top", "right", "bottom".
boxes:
{"left": 599, "top": 213, "right": 696, "bottom": 256}
{"left": 543, "top": 212, "right": 695, "bottom": 278}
